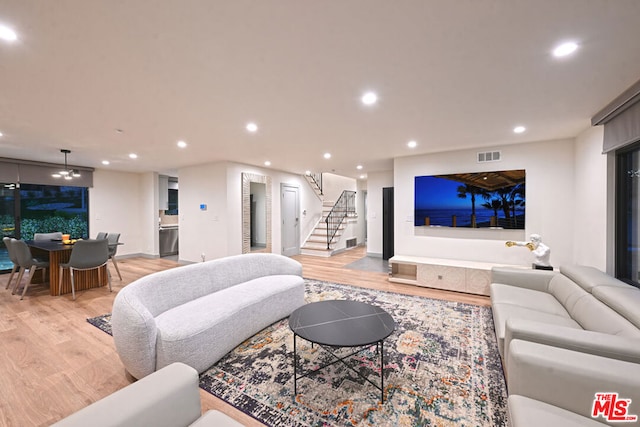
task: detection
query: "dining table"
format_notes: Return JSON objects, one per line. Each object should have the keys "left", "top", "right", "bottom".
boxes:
{"left": 26, "top": 239, "right": 110, "bottom": 296}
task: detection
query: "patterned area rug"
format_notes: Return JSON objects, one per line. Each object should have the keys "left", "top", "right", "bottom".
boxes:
{"left": 87, "top": 279, "right": 508, "bottom": 426}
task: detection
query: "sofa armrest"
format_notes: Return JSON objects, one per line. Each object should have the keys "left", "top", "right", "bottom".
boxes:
{"left": 112, "top": 291, "right": 158, "bottom": 379}
{"left": 51, "top": 362, "right": 202, "bottom": 427}
{"left": 491, "top": 267, "right": 556, "bottom": 292}
{"left": 504, "top": 318, "right": 640, "bottom": 369}
{"left": 507, "top": 340, "right": 640, "bottom": 423}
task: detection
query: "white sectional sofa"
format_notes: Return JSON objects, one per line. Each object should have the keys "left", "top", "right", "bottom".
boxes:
{"left": 490, "top": 264, "right": 640, "bottom": 368}
{"left": 52, "top": 362, "right": 244, "bottom": 427}
{"left": 507, "top": 340, "right": 640, "bottom": 427}
{"left": 112, "top": 253, "right": 305, "bottom": 379}
{"left": 490, "top": 265, "right": 640, "bottom": 425}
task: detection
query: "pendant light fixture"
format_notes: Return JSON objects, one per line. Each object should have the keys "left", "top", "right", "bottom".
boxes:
{"left": 52, "top": 149, "right": 81, "bottom": 180}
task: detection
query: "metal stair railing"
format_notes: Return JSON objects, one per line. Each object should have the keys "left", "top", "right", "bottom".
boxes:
{"left": 325, "top": 190, "right": 356, "bottom": 249}
{"left": 306, "top": 172, "right": 323, "bottom": 196}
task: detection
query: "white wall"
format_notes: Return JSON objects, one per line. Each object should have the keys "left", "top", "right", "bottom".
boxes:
{"left": 178, "top": 162, "right": 228, "bottom": 262}
{"left": 178, "top": 161, "right": 320, "bottom": 263}
{"left": 89, "top": 169, "right": 146, "bottom": 256}
{"left": 90, "top": 134, "right": 610, "bottom": 270}
{"left": 573, "top": 126, "right": 609, "bottom": 270}
{"left": 366, "top": 170, "right": 394, "bottom": 257}
{"left": 321, "top": 173, "right": 356, "bottom": 203}
{"left": 140, "top": 172, "right": 159, "bottom": 256}
{"left": 393, "top": 138, "right": 576, "bottom": 266}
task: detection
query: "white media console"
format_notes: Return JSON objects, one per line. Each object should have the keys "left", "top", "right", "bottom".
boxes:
{"left": 388, "top": 255, "right": 525, "bottom": 296}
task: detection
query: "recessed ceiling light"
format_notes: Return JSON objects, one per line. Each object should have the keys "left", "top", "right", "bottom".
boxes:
{"left": 356, "top": 165, "right": 363, "bottom": 170}
{"left": 177, "top": 140, "right": 187, "bottom": 148}
{"left": 323, "top": 153, "right": 331, "bottom": 159}
{"left": 102, "top": 160, "right": 110, "bottom": 165}
{"left": 359, "top": 174, "right": 366, "bottom": 179}
{"left": 553, "top": 41, "right": 578, "bottom": 57}
{"left": 0, "top": 131, "right": 3, "bottom": 137}
{"left": 407, "top": 140, "right": 417, "bottom": 148}
{"left": 0, "top": 25, "right": 17, "bottom": 42}
{"left": 246, "top": 122, "right": 258, "bottom": 133}
{"left": 305, "top": 170, "right": 311, "bottom": 175}
{"left": 264, "top": 161, "right": 271, "bottom": 166}
{"left": 129, "top": 153, "right": 138, "bottom": 159}
{"left": 361, "top": 91, "right": 378, "bottom": 106}
{"left": 513, "top": 126, "right": 526, "bottom": 134}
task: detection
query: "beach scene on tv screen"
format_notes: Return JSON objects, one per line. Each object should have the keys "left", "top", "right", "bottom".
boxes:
{"left": 414, "top": 170, "right": 525, "bottom": 229}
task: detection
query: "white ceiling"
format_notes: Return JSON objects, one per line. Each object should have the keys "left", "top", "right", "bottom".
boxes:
{"left": 1, "top": 1, "right": 640, "bottom": 179}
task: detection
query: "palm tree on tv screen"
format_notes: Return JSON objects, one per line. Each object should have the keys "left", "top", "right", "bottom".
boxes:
{"left": 508, "top": 183, "right": 525, "bottom": 227}
{"left": 481, "top": 198, "right": 503, "bottom": 225}
{"left": 456, "top": 184, "right": 487, "bottom": 227}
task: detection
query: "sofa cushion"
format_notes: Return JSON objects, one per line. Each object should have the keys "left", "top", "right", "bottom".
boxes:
{"left": 491, "top": 267, "right": 555, "bottom": 292}
{"left": 492, "top": 303, "right": 581, "bottom": 356}
{"left": 508, "top": 395, "right": 604, "bottom": 427}
{"left": 560, "top": 264, "right": 632, "bottom": 293}
{"left": 568, "top": 293, "right": 640, "bottom": 338}
{"left": 154, "top": 275, "right": 304, "bottom": 373}
{"left": 592, "top": 286, "right": 640, "bottom": 330}
{"left": 490, "top": 284, "right": 568, "bottom": 317}
{"left": 547, "top": 275, "right": 589, "bottom": 314}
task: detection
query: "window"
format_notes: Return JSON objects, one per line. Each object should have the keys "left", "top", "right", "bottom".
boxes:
{"left": 0, "top": 183, "right": 89, "bottom": 272}
{"left": 20, "top": 184, "right": 89, "bottom": 239}
{"left": 616, "top": 142, "right": 640, "bottom": 288}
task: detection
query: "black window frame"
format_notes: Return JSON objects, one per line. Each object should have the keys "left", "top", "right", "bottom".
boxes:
{"left": 615, "top": 140, "right": 640, "bottom": 288}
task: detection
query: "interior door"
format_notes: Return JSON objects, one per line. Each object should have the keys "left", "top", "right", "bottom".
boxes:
{"left": 281, "top": 184, "right": 300, "bottom": 256}
{"left": 383, "top": 187, "right": 394, "bottom": 260}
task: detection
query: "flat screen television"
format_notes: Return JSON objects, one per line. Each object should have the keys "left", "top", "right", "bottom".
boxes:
{"left": 414, "top": 169, "right": 525, "bottom": 229}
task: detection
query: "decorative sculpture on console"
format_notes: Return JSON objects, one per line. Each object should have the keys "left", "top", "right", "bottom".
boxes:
{"left": 506, "top": 233, "right": 553, "bottom": 270}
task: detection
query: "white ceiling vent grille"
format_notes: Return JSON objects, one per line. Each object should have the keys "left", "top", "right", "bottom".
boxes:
{"left": 477, "top": 150, "right": 502, "bottom": 163}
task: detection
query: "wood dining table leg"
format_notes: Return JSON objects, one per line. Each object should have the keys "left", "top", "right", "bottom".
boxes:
{"left": 50, "top": 250, "right": 106, "bottom": 296}
{"left": 27, "top": 241, "right": 108, "bottom": 297}
{"left": 49, "top": 250, "right": 70, "bottom": 296}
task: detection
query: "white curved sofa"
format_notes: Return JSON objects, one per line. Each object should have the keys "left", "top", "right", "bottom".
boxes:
{"left": 111, "top": 253, "right": 305, "bottom": 379}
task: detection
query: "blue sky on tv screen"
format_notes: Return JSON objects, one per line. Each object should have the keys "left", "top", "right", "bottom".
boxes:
{"left": 415, "top": 176, "right": 472, "bottom": 209}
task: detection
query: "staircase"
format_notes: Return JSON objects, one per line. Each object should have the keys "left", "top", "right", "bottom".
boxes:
{"left": 301, "top": 173, "right": 356, "bottom": 257}
{"left": 301, "top": 200, "right": 346, "bottom": 256}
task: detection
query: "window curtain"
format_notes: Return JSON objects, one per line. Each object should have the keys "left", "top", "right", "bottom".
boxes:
{"left": 593, "top": 78, "right": 640, "bottom": 153}
{"left": 0, "top": 158, "right": 93, "bottom": 187}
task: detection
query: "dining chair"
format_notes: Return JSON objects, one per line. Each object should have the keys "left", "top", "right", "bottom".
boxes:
{"left": 11, "top": 239, "right": 50, "bottom": 300}
{"left": 3, "top": 237, "right": 20, "bottom": 290}
{"left": 34, "top": 232, "right": 63, "bottom": 241}
{"left": 107, "top": 233, "right": 122, "bottom": 280}
{"left": 96, "top": 232, "right": 107, "bottom": 240}
{"left": 58, "top": 239, "right": 111, "bottom": 300}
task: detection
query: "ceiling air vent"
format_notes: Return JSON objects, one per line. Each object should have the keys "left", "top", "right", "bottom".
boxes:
{"left": 477, "top": 150, "right": 501, "bottom": 163}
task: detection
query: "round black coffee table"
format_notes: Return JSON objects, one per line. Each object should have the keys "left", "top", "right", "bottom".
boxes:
{"left": 288, "top": 300, "right": 396, "bottom": 403}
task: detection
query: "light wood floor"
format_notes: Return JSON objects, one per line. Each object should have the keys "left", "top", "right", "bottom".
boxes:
{"left": 0, "top": 247, "right": 488, "bottom": 427}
